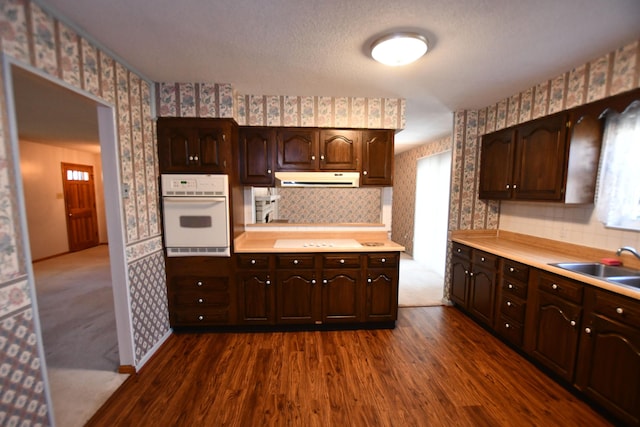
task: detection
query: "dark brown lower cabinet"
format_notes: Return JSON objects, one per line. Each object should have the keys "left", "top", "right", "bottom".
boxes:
{"left": 365, "top": 253, "right": 399, "bottom": 322}
{"left": 322, "top": 269, "right": 362, "bottom": 323}
{"left": 276, "top": 269, "right": 319, "bottom": 324}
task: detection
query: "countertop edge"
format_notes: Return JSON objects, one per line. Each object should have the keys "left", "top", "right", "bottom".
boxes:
{"left": 234, "top": 231, "right": 405, "bottom": 253}
{"left": 451, "top": 230, "right": 640, "bottom": 301}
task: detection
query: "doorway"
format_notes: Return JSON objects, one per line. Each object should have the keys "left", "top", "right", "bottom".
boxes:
{"left": 413, "top": 151, "right": 452, "bottom": 276}
{"left": 9, "top": 63, "right": 132, "bottom": 426}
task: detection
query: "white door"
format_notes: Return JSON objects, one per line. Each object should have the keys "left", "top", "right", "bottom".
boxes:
{"left": 413, "top": 151, "right": 452, "bottom": 276}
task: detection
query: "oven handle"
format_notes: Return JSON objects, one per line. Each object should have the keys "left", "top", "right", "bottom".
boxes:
{"left": 163, "top": 197, "right": 226, "bottom": 203}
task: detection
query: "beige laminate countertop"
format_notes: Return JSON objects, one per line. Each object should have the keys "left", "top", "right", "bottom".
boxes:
{"left": 234, "top": 230, "right": 405, "bottom": 253}
{"left": 451, "top": 230, "right": 640, "bottom": 301}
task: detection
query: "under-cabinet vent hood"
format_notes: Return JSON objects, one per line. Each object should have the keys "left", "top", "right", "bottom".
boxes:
{"left": 275, "top": 171, "right": 360, "bottom": 188}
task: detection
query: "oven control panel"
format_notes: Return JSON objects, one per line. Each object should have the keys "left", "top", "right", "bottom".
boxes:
{"left": 161, "top": 174, "right": 229, "bottom": 196}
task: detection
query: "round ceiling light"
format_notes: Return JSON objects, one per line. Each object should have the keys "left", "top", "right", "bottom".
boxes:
{"left": 370, "top": 32, "right": 428, "bottom": 66}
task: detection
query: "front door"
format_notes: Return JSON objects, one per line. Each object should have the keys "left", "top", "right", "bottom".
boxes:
{"left": 61, "top": 162, "right": 99, "bottom": 252}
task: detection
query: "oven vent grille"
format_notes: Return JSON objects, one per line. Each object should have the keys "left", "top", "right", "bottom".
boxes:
{"left": 167, "top": 247, "right": 230, "bottom": 257}
{"left": 163, "top": 190, "right": 224, "bottom": 196}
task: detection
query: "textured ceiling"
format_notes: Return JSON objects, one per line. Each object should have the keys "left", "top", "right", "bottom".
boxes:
{"left": 15, "top": 0, "right": 640, "bottom": 153}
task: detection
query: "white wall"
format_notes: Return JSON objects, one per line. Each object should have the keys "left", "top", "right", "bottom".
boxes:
{"left": 19, "top": 140, "right": 107, "bottom": 260}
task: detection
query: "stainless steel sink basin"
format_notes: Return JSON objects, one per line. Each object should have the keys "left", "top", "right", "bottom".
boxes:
{"left": 606, "top": 276, "right": 640, "bottom": 289}
{"left": 549, "top": 262, "right": 640, "bottom": 278}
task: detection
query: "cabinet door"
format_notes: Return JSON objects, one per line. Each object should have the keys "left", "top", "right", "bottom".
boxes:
{"left": 276, "top": 270, "right": 319, "bottom": 324}
{"left": 362, "top": 130, "right": 393, "bottom": 186}
{"left": 450, "top": 254, "right": 470, "bottom": 308}
{"left": 239, "top": 127, "right": 275, "bottom": 185}
{"left": 196, "top": 125, "right": 227, "bottom": 172}
{"left": 237, "top": 272, "right": 275, "bottom": 324}
{"left": 513, "top": 113, "right": 568, "bottom": 200}
{"left": 319, "top": 129, "right": 360, "bottom": 170}
{"left": 531, "top": 291, "right": 581, "bottom": 381}
{"left": 576, "top": 313, "right": 640, "bottom": 426}
{"left": 365, "top": 269, "right": 398, "bottom": 322}
{"left": 468, "top": 266, "right": 496, "bottom": 327}
{"left": 276, "top": 128, "right": 319, "bottom": 170}
{"left": 158, "top": 124, "right": 192, "bottom": 172}
{"left": 322, "top": 270, "right": 362, "bottom": 323}
{"left": 479, "top": 128, "right": 516, "bottom": 199}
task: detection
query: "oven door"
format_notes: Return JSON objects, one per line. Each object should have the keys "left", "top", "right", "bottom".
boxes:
{"left": 162, "top": 196, "right": 229, "bottom": 256}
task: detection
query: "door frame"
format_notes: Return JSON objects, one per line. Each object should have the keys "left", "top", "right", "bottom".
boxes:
{"left": 3, "top": 58, "right": 135, "bottom": 398}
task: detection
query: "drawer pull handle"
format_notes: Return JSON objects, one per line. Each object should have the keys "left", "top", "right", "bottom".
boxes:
{"left": 509, "top": 267, "right": 515, "bottom": 273}
{"left": 616, "top": 307, "right": 624, "bottom": 314}
{"left": 508, "top": 284, "right": 514, "bottom": 289}
{"left": 585, "top": 327, "right": 592, "bottom": 334}
{"left": 197, "top": 281, "right": 203, "bottom": 287}
{"left": 551, "top": 283, "right": 559, "bottom": 290}
{"left": 293, "top": 260, "right": 299, "bottom": 265}
{"left": 570, "top": 320, "right": 576, "bottom": 327}
{"left": 381, "top": 258, "right": 386, "bottom": 263}
{"left": 198, "top": 315, "right": 204, "bottom": 321}
{"left": 251, "top": 259, "right": 256, "bottom": 264}
{"left": 340, "top": 259, "right": 345, "bottom": 264}
{"left": 481, "top": 257, "right": 485, "bottom": 262}
{"left": 506, "top": 301, "right": 512, "bottom": 307}
{"left": 505, "top": 323, "right": 510, "bottom": 329}
{"left": 464, "top": 270, "right": 469, "bottom": 275}
{"left": 198, "top": 298, "right": 204, "bottom": 303}
{"left": 457, "top": 248, "right": 461, "bottom": 253}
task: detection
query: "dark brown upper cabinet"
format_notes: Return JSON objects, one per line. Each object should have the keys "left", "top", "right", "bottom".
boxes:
{"left": 239, "top": 127, "right": 276, "bottom": 186}
{"left": 362, "top": 130, "right": 394, "bottom": 186}
{"left": 157, "top": 117, "right": 235, "bottom": 174}
{"left": 318, "top": 129, "right": 360, "bottom": 171}
{"left": 276, "top": 128, "right": 320, "bottom": 171}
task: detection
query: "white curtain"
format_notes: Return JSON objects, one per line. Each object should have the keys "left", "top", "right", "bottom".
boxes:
{"left": 596, "top": 101, "right": 640, "bottom": 229}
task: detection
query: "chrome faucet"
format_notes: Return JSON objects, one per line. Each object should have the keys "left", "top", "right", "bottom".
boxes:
{"left": 616, "top": 246, "right": 640, "bottom": 260}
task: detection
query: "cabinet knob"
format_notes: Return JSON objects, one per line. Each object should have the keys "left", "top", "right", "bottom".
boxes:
{"left": 506, "top": 301, "right": 512, "bottom": 307}
{"left": 198, "top": 315, "right": 204, "bottom": 321}
{"left": 363, "top": 171, "right": 368, "bottom": 175}
{"left": 508, "top": 283, "right": 514, "bottom": 289}
{"left": 616, "top": 307, "right": 624, "bottom": 314}
{"left": 551, "top": 283, "right": 559, "bottom": 290}
{"left": 481, "top": 257, "right": 485, "bottom": 262}
{"left": 251, "top": 259, "right": 256, "bottom": 264}
{"left": 194, "top": 155, "right": 199, "bottom": 161}
{"left": 320, "top": 155, "right": 325, "bottom": 160}
{"left": 323, "top": 279, "right": 328, "bottom": 284}
{"left": 340, "top": 259, "right": 345, "bottom": 264}
{"left": 293, "top": 259, "right": 299, "bottom": 265}
{"left": 367, "top": 278, "right": 372, "bottom": 283}
{"left": 457, "top": 248, "right": 461, "bottom": 253}
{"left": 267, "top": 169, "right": 272, "bottom": 174}
{"left": 570, "top": 320, "right": 576, "bottom": 327}
{"left": 266, "top": 280, "right": 271, "bottom": 286}
{"left": 513, "top": 184, "right": 517, "bottom": 189}
{"left": 469, "top": 272, "right": 474, "bottom": 277}
{"left": 504, "top": 323, "right": 510, "bottom": 329}
{"left": 311, "top": 155, "right": 316, "bottom": 160}
{"left": 464, "top": 270, "right": 469, "bottom": 275}
{"left": 506, "top": 184, "right": 510, "bottom": 189}
{"left": 198, "top": 298, "right": 204, "bottom": 303}
{"left": 189, "top": 155, "right": 195, "bottom": 161}
{"left": 381, "top": 258, "right": 386, "bottom": 263}
{"left": 509, "top": 267, "right": 515, "bottom": 273}
{"left": 197, "top": 281, "right": 203, "bottom": 287}
{"left": 585, "top": 327, "right": 592, "bottom": 334}
{"left": 311, "top": 279, "right": 316, "bottom": 285}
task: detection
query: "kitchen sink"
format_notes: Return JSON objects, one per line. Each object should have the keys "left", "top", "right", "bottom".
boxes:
{"left": 606, "top": 276, "right": 640, "bottom": 289}
{"left": 549, "top": 262, "right": 640, "bottom": 278}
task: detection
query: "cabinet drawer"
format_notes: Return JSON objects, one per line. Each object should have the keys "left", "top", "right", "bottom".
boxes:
{"left": 323, "top": 254, "right": 361, "bottom": 268}
{"left": 170, "top": 276, "right": 229, "bottom": 291}
{"left": 593, "top": 290, "right": 640, "bottom": 329}
{"left": 538, "top": 272, "right": 583, "bottom": 304}
{"left": 276, "top": 254, "right": 316, "bottom": 269}
{"left": 237, "top": 254, "right": 271, "bottom": 269}
{"left": 172, "top": 291, "right": 230, "bottom": 307}
{"left": 496, "top": 315, "right": 524, "bottom": 347}
{"left": 451, "top": 243, "right": 472, "bottom": 260}
{"left": 172, "top": 307, "right": 229, "bottom": 324}
{"left": 501, "top": 279, "right": 528, "bottom": 300}
{"left": 503, "top": 260, "right": 529, "bottom": 282}
{"left": 500, "top": 295, "right": 526, "bottom": 323}
{"left": 473, "top": 250, "right": 498, "bottom": 269}
{"left": 368, "top": 253, "right": 397, "bottom": 267}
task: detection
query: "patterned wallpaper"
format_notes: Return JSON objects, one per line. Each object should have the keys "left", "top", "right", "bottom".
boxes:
{"left": 156, "top": 83, "right": 406, "bottom": 130}
{"left": 0, "top": 1, "right": 169, "bottom": 424}
{"left": 445, "top": 39, "right": 640, "bottom": 299}
{"left": 391, "top": 135, "right": 453, "bottom": 255}
{"left": 277, "top": 187, "right": 382, "bottom": 224}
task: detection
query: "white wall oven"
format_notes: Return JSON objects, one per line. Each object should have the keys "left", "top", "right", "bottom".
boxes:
{"left": 161, "top": 174, "right": 230, "bottom": 257}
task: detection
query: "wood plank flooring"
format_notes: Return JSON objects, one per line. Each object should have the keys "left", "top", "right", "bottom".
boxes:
{"left": 87, "top": 307, "right": 614, "bottom": 426}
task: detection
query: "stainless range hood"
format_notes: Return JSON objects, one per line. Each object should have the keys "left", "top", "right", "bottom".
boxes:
{"left": 275, "top": 171, "right": 360, "bottom": 188}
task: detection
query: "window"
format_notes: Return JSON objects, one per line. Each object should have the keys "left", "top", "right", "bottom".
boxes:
{"left": 596, "top": 101, "right": 640, "bottom": 230}
{"left": 66, "top": 169, "right": 90, "bottom": 181}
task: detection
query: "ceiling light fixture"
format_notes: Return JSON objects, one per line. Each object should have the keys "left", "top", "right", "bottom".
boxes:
{"left": 370, "top": 32, "right": 428, "bottom": 66}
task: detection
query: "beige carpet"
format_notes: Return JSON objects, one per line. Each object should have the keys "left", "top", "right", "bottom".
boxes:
{"left": 398, "top": 252, "right": 445, "bottom": 307}
{"left": 32, "top": 245, "right": 129, "bottom": 427}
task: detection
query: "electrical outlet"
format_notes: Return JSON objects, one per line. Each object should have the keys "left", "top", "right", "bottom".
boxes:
{"left": 122, "top": 183, "right": 130, "bottom": 199}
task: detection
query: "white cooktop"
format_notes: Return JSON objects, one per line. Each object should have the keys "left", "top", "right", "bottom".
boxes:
{"left": 274, "top": 239, "right": 362, "bottom": 249}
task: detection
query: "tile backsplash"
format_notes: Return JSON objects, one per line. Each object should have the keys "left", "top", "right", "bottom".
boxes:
{"left": 499, "top": 203, "right": 640, "bottom": 252}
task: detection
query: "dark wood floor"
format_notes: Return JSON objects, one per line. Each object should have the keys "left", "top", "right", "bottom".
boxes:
{"left": 87, "top": 307, "right": 614, "bottom": 426}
